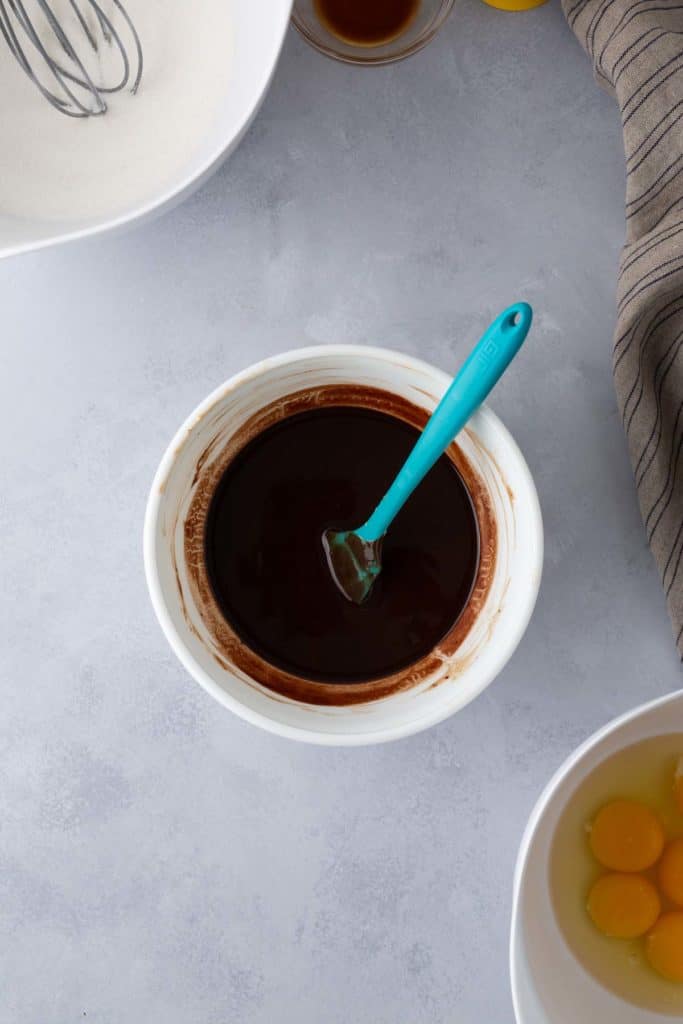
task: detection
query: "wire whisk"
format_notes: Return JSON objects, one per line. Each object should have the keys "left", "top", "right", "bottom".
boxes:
{"left": 0, "top": 0, "right": 143, "bottom": 117}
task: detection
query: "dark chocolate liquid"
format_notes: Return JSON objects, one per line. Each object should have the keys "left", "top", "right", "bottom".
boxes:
{"left": 314, "top": 0, "right": 420, "bottom": 46}
{"left": 205, "top": 406, "right": 479, "bottom": 684}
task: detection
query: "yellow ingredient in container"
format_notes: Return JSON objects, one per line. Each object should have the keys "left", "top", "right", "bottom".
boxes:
{"left": 481, "top": 0, "right": 547, "bottom": 9}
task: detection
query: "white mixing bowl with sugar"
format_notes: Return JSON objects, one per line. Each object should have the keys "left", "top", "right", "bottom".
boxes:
{"left": 0, "top": 1, "right": 292, "bottom": 258}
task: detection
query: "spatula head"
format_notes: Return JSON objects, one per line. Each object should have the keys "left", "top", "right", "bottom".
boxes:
{"left": 322, "top": 528, "right": 383, "bottom": 605}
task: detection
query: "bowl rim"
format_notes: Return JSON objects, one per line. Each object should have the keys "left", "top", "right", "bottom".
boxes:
{"left": 1, "top": 1, "right": 293, "bottom": 261}
{"left": 509, "top": 687, "right": 683, "bottom": 1023}
{"left": 143, "top": 343, "right": 544, "bottom": 745}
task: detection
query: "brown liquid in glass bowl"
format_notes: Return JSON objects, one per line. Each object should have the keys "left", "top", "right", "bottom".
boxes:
{"left": 313, "top": 0, "right": 420, "bottom": 46}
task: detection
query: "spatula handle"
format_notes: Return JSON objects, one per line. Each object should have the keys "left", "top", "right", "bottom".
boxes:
{"left": 358, "top": 302, "right": 532, "bottom": 543}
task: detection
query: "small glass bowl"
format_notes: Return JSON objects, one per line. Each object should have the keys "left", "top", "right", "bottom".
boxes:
{"left": 291, "top": 0, "right": 456, "bottom": 66}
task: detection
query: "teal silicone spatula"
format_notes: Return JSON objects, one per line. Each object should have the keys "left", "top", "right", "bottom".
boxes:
{"left": 322, "top": 302, "right": 533, "bottom": 604}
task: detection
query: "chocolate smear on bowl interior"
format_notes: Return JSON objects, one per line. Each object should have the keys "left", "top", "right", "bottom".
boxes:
{"left": 184, "top": 385, "right": 496, "bottom": 706}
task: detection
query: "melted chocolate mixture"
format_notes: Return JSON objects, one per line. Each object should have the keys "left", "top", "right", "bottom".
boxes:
{"left": 204, "top": 406, "right": 480, "bottom": 684}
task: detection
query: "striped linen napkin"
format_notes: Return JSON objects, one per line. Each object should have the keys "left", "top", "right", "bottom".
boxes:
{"left": 564, "top": 0, "right": 683, "bottom": 657}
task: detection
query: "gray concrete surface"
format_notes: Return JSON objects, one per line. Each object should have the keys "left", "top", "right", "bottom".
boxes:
{"left": 1, "top": 2, "right": 681, "bottom": 1021}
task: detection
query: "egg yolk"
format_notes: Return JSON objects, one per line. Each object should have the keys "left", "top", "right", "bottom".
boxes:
{"left": 646, "top": 912, "right": 683, "bottom": 982}
{"left": 659, "top": 838, "right": 683, "bottom": 907}
{"left": 587, "top": 873, "right": 661, "bottom": 938}
{"left": 589, "top": 799, "right": 665, "bottom": 872}
{"left": 675, "top": 758, "right": 683, "bottom": 815}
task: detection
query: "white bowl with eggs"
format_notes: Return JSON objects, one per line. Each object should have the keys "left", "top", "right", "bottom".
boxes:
{"left": 511, "top": 689, "right": 683, "bottom": 1023}
{"left": 0, "top": 1, "right": 292, "bottom": 258}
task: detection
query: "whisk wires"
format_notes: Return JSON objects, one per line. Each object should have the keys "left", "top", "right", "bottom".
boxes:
{"left": 0, "top": 0, "right": 143, "bottom": 116}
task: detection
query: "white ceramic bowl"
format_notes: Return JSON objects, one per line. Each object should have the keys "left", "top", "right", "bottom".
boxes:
{"left": 511, "top": 689, "right": 683, "bottom": 1024}
{"left": 0, "top": 2, "right": 292, "bottom": 259}
{"left": 144, "top": 345, "right": 543, "bottom": 745}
